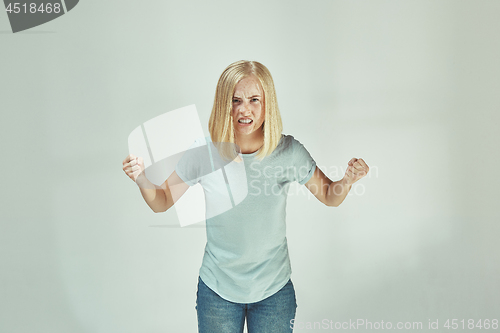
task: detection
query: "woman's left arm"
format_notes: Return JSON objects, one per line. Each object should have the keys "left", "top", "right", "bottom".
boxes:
{"left": 304, "top": 158, "right": 369, "bottom": 207}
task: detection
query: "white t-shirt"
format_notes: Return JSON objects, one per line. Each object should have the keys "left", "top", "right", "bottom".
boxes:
{"left": 175, "top": 134, "right": 316, "bottom": 303}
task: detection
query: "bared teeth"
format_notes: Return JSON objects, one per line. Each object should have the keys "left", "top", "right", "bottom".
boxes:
{"left": 239, "top": 119, "right": 252, "bottom": 123}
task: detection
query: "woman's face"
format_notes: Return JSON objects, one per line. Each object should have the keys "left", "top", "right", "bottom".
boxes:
{"left": 232, "top": 75, "right": 265, "bottom": 138}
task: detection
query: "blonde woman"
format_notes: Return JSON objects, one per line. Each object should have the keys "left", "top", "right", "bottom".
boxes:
{"left": 122, "top": 60, "right": 369, "bottom": 333}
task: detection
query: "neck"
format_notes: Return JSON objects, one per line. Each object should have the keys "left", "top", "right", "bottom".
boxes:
{"left": 235, "top": 131, "right": 264, "bottom": 154}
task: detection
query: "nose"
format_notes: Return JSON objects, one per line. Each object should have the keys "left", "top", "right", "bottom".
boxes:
{"left": 238, "top": 104, "right": 251, "bottom": 115}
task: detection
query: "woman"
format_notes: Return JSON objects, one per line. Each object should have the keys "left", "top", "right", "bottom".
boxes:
{"left": 122, "top": 60, "right": 369, "bottom": 333}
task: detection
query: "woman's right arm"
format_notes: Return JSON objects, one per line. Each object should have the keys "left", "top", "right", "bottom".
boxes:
{"left": 122, "top": 154, "right": 189, "bottom": 213}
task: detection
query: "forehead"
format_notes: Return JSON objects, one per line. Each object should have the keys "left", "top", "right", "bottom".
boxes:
{"left": 233, "top": 76, "right": 263, "bottom": 96}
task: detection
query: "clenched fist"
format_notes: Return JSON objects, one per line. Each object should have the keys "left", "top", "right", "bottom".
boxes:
{"left": 343, "top": 158, "right": 369, "bottom": 185}
{"left": 122, "top": 154, "right": 146, "bottom": 183}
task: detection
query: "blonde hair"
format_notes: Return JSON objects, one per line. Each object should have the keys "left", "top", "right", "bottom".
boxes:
{"left": 208, "top": 60, "right": 283, "bottom": 161}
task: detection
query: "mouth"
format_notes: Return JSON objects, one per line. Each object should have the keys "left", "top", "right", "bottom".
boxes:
{"left": 238, "top": 118, "right": 253, "bottom": 124}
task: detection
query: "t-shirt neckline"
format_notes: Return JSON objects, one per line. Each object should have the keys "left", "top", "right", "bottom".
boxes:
{"left": 240, "top": 150, "right": 259, "bottom": 158}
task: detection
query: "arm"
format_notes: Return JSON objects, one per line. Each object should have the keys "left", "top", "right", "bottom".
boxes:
{"left": 123, "top": 154, "right": 189, "bottom": 213}
{"left": 135, "top": 174, "right": 168, "bottom": 213}
{"left": 304, "top": 158, "right": 369, "bottom": 207}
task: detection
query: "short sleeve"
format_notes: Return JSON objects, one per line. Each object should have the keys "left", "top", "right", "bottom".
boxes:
{"left": 174, "top": 137, "right": 206, "bottom": 186}
{"left": 292, "top": 137, "right": 317, "bottom": 185}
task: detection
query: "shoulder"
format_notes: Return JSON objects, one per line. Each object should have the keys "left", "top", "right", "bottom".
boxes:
{"left": 280, "top": 134, "right": 306, "bottom": 152}
{"left": 272, "top": 134, "right": 308, "bottom": 161}
{"left": 282, "top": 134, "right": 315, "bottom": 164}
{"left": 279, "top": 134, "right": 296, "bottom": 148}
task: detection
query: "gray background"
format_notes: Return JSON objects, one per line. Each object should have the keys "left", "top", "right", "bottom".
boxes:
{"left": 1, "top": 0, "right": 499, "bottom": 332}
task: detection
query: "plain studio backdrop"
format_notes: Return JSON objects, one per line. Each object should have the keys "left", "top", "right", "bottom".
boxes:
{"left": 1, "top": 0, "right": 499, "bottom": 332}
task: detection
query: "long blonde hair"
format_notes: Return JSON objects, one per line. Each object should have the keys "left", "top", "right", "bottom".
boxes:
{"left": 208, "top": 60, "right": 283, "bottom": 161}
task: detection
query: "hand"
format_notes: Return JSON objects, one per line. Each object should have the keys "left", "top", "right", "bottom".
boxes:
{"left": 343, "top": 158, "right": 369, "bottom": 185}
{"left": 122, "top": 154, "right": 146, "bottom": 183}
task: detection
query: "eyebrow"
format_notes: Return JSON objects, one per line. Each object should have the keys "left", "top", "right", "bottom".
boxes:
{"left": 233, "top": 95, "right": 261, "bottom": 98}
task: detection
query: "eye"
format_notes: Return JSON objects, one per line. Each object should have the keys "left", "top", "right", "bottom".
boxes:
{"left": 232, "top": 99, "right": 240, "bottom": 103}
{"left": 252, "top": 98, "right": 259, "bottom": 102}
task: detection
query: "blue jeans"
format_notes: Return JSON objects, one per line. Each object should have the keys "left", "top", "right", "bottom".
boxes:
{"left": 196, "top": 276, "right": 297, "bottom": 333}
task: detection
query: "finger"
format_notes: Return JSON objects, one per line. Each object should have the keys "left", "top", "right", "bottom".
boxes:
{"left": 346, "top": 166, "right": 355, "bottom": 177}
{"left": 122, "top": 156, "right": 132, "bottom": 165}
{"left": 353, "top": 161, "right": 364, "bottom": 170}
{"left": 353, "top": 168, "right": 367, "bottom": 178}
{"left": 353, "top": 162, "right": 367, "bottom": 172}
{"left": 123, "top": 166, "right": 133, "bottom": 174}
{"left": 348, "top": 157, "right": 357, "bottom": 166}
{"left": 357, "top": 158, "right": 369, "bottom": 170}
{"left": 126, "top": 163, "right": 140, "bottom": 171}
{"left": 126, "top": 165, "right": 139, "bottom": 175}
{"left": 124, "top": 154, "right": 136, "bottom": 163}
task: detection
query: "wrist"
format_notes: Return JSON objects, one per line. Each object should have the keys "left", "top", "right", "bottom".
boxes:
{"left": 135, "top": 173, "right": 149, "bottom": 188}
{"left": 341, "top": 176, "right": 353, "bottom": 187}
